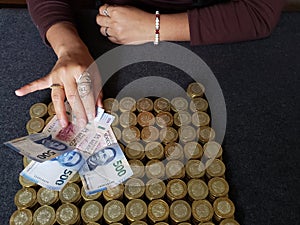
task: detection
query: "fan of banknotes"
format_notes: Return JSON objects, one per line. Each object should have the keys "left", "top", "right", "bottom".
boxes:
{"left": 5, "top": 106, "right": 133, "bottom": 195}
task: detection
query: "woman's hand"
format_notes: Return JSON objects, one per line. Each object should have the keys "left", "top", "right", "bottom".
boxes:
{"left": 96, "top": 4, "right": 155, "bottom": 44}
{"left": 15, "top": 23, "right": 102, "bottom": 128}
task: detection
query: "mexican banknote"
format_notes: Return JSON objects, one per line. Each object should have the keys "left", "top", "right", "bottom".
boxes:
{"left": 4, "top": 106, "right": 114, "bottom": 162}
{"left": 14, "top": 105, "right": 132, "bottom": 193}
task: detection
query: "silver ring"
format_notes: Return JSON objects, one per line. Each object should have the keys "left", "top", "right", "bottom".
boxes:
{"left": 105, "top": 27, "right": 110, "bottom": 37}
{"left": 49, "top": 83, "right": 64, "bottom": 89}
{"left": 103, "top": 8, "right": 109, "bottom": 17}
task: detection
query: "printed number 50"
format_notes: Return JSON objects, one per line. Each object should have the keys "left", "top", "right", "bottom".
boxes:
{"left": 113, "top": 160, "right": 126, "bottom": 176}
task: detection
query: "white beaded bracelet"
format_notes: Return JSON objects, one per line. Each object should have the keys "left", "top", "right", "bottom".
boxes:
{"left": 154, "top": 11, "right": 160, "bottom": 45}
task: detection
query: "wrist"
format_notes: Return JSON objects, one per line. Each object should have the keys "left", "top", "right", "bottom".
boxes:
{"left": 46, "top": 22, "right": 89, "bottom": 58}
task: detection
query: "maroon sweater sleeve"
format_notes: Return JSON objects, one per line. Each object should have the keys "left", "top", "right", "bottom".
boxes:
{"left": 26, "top": 0, "right": 75, "bottom": 44}
{"left": 188, "top": 0, "right": 286, "bottom": 45}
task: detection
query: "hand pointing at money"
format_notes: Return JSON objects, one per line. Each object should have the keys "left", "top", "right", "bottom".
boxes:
{"left": 15, "top": 23, "right": 103, "bottom": 128}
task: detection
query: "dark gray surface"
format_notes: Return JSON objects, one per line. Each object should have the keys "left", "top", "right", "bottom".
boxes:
{"left": 1, "top": 8, "right": 299, "bottom": 224}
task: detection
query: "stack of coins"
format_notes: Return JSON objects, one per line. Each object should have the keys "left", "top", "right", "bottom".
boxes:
{"left": 11, "top": 82, "right": 240, "bottom": 225}
{"left": 26, "top": 102, "right": 56, "bottom": 134}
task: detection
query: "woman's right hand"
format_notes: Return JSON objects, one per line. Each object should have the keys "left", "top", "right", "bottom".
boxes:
{"left": 15, "top": 23, "right": 102, "bottom": 128}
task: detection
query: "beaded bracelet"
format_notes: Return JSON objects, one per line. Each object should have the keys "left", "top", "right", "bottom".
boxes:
{"left": 154, "top": 11, "right": 160, "bottom": 45}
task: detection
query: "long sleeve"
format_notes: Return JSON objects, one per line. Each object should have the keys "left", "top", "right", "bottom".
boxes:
{"left": 188, "top": 0, "right": 286, "bottom": 45}
{"left": 26, "top": 0, "right": 76, "bottom": 44}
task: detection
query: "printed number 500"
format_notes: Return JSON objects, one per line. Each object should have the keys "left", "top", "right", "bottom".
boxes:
{"left": 113, "top": 160, "right": 126, "bottom": 176}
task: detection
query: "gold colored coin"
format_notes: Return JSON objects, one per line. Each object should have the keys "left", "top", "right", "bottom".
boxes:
{"left": 33, "top": 205, "right": 56, "bottom": 225}
{"left": 30, "top": 102, "right": 48, "bottom": 118}
{"left": 81, "top": 201, "right": 103, "bottom": 223}
{"left": 145, "top": 178, "right": 166, "bottom": 201}
{"left": 45, "top": 115, "right": 54, "bottom": 125}
{"left": 155, "top": 111, "right": 173, "bottom": 128}
{"left": 128, "top": 159, "right": 145, "bottom": 178}
{"left": 122, "top": 126, "right": 140, "bottom": 144}
{"left": 119, "top": 111, "right": 137, "bottom": 128}
{"left": 190, "top": 97, "right": 208, "bottom": 112}
{"left": 26, "top": 117, "right": 45, "bottom": 134}
{"left": 14, "top": 187, "right": 37, "bottom": 209}
{"left": 125, "top": 199, "right": 148, "bottom": 222}
{"left": 153, "top": 97, "right": 171, "bottom": 113}
{"left": 124, "top": 178, "right": 145, "bottom": 200}
{"left": 68, "top": 172, "right": 80, "bottom": 183}
{"left": 197, "top": 126, "right": 216, "bottom": 144}
{"left": 191, "top": 199, "right": 213, "bottom": 223}
{"left": 187, "top": 179, "right": 209, "bottom": 201}
{"left": 141, "top": 125, "right": 159, "bottom": 142}
{"left": 174, "top": 111, "right": 192, "bottom": 127}
{"left": 165, "top": 160, "right": 185, "bottom": 179}
{"left": 147, "top": 199, "right": 169, "bottom": 223}
{"left": 59, "top": 182, "right": 81, "bottom": 204}
{"left": 166, "top": 179, "right": 187, "bottom": 201}
{"left": 119, "top": 97, "right": 136, "bottom": 112}
{"left": 81, "top": 186, "right": 102, "bottom": 201}
{"left": 178, "top": 125, "right": 197, "bottom": 143}
{"left": 160, "top": 126, "right": 178, "bottom": 144}
{"left": 19, "top": 175, "right": 36, "bottom": 188}
{"left": 165, "top": 142, "right": 184, "bottom": 161}
{"left": 206, "top": 159, "right": 226, "bottom": 179}
{"left": 56, "top": 203, "right": 80, "bottom": 225}
{"left": 145, "top": 159, "right": 165, "bottom": 179}
{"left": 125, "top": 141, "right": 145, "bottom": 160}
{"left": 145, "top": 141, "right": 164, "bottom": 160}
{"left": 103, "top": 200, "right": 126, "bottom": 223}
{"left": 187, "top": 82, "right": 205, "bottom": 98}
{"left": 171, "top": 97, "right": 189, "bottom": 112}
{"left": 136, "top": 97, "right": 153, "bottom": 112}
{"left": 23, "top": 156, "right": 32, "bottom": 168}
{"left": 10, "top": 208, "right": 32, "bottom": 225}
{"left": 37, "top": 188, "right": 59, "bottom": 206}
{"left": 47, "top": 102, "right": 56, "bottom": 116}
{"left": 203, "top": 141, "right": 223, "bottom": 159}
{"left": 192, "top": 111, "right": 210, "bottom": 127}
{"left": 103, "top": 98, "right": 119, "bottom": 112}
{"left": 185, "top": 160, "right": 205, "bottom": 179}
{"left": 170, "top": 200, "right": 191, "bottom": 223}
{"left": 183, "top": 141, "right": 203, "bottom": 160}
{"left": 137, "top": 111, "right": 155, "bottom": 127}
{"left": 213, "top": 197, "right": 235, "bottom": 221}
{"left": 111, "top": 112, "right": 119, "bottom": 126}
{"left": 208, "top": 177, "right": 229, "bottom": 200}
{"left": 103, "top": 184, "right": 124, "bottom": 201}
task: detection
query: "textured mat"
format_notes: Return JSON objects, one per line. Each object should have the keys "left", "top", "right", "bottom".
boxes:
{"left": 0, "top": 8, "right": 299, "bottom": 224}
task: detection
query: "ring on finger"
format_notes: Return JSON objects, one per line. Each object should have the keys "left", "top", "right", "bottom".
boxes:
{"left": 50, "top": 83, "right": 64, "bottom": 89}
{"left": 105, "top": 27, "right": 110, "bottom": 37}
{"left": 103, "top": 6, "right": 110, "bottom": 17}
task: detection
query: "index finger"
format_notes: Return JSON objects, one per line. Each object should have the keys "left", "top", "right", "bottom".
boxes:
{"left": 15, "top": 76, "right": 50, "bottom": 96}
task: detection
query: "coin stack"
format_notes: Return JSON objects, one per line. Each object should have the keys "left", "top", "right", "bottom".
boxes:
{"left": 26, "top": 102, "right": 56, "bottom": 134}
{"left": 10, "top": 82, "right": 240, "bottom": 225}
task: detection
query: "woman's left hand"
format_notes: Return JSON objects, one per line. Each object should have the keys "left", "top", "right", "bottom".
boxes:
{"left": 96, "top": 4, "right": 155, "bottom": 44}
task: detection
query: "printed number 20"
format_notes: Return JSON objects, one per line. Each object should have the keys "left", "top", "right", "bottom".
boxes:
{"left": 113, "top": 160, "right": 126, "bottom": 176}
